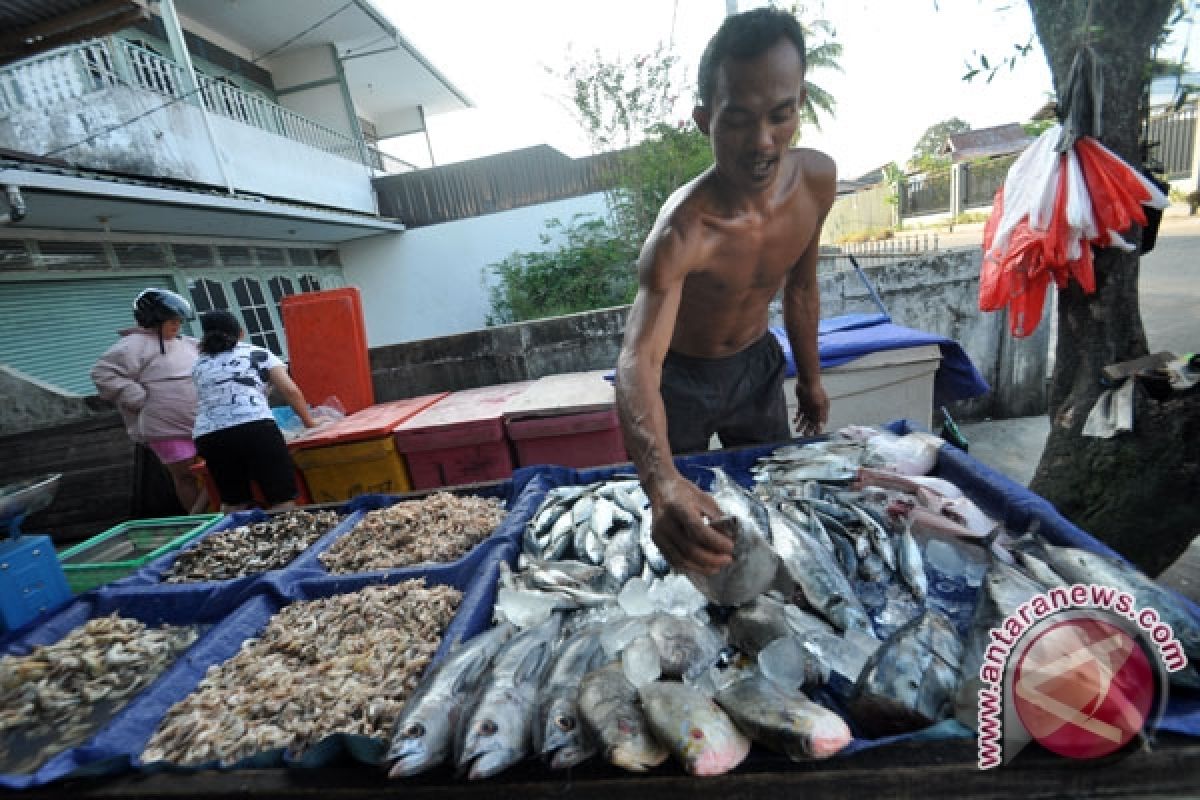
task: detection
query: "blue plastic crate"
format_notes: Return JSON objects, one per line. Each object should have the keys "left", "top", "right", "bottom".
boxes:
{"left": 0, "top": 534, "right": 72, "bottom": 634}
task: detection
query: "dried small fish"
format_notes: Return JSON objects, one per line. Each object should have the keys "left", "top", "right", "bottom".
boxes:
{"left": 320, "top": 493, "right": 505, "bottom": 574}
{"left": 165, "top": 510, "right": 340, "bottom": 582}
{"left": 143, "top": 580, "right": 461, "bottom": 765}
{"left": 0, "top": 614, "right": 197, "bottom": 774}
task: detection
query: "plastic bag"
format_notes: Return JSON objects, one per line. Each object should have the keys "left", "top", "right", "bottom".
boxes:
{"left": 980, "top": 123, "right": 1169, "bottom": 338}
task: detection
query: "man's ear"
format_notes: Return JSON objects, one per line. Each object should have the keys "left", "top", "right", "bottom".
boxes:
{"left": 692, "top": 105, "right": 711, "bottom": 135}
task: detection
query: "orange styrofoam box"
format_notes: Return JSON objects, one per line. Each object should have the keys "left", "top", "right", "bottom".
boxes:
{"left": 281, "top": 287, "right": 374, "bottom": 415}
{"left": 190, "top": 459, "right": 311, "bottom": 510}
{"left": 289, "top": 395, "right": 448, "bottom": 452}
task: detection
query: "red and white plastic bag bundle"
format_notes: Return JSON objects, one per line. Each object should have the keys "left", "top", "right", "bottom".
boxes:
{"left": 979, "top": 123, "right": 1168, "bottom": 337}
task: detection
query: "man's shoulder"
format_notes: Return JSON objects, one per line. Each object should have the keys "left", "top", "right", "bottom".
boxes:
{"left": 788, "top": 147, "right": 836, "bottom": 182}
{"left": 787, "top": 148, "right": 837, "bottom": 206}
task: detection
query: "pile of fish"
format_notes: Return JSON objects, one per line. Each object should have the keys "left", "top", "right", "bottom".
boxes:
{"left": 320, "top": 492, "right": 506, "bottom": 574}
{"left": 142, "top": 579, "right": 460, "bottom": 766}
{"left": 377, "top": 424, "right": 1200, "bottom": 780}
{"left": 164, "top": 510, "right": 341, "bottom": 582}
{"left": 0, "top": 614, "right": 198, "bottom": 774}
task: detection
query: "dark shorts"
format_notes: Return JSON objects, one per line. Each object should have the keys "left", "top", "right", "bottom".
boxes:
{"left": 195, "top": 419, "right": 298, "bottom": 505}
{"left": 661, "top": 332, "right": 791, "bottom": 454}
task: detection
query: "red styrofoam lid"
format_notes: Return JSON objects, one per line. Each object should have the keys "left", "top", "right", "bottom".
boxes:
{"left": 395, "top": 382, "right": 533, "bottom": 431}
{"left": 290, "top": 393, "right": 447, "bottom": 450}
{"left": 506, "top": 408, "right": 621, "bottom": 439}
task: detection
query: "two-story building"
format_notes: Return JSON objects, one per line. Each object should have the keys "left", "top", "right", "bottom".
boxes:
{"left": 0, "top": 0, "right": 470, "bottom": 395}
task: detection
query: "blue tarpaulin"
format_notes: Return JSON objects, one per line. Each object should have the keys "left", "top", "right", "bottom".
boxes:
{"left": 0, "top": 480, "right": 543, "bottom": 788}
{"left": 770, "top": 316, "right": 991, "bottom": 408}
{"left": 510, "top": 425, "right": 1200, "bottom": 749}
{"left": 3, "top": 429, "right": 1197, "bottom": 788}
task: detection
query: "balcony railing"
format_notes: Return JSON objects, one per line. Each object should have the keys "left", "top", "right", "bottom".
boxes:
{"left": 0, "top": 38, "right": 408, "bottom": 172}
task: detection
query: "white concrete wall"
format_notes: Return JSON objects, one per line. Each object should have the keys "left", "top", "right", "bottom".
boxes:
{"left": 341, "top": 192, "right": 613, "bottom": 346}
{"left": 0, "top": 85, "right": 375, "bottom": 213}
{"left": 267, "top": 46, "right": 357, "bottom": 138}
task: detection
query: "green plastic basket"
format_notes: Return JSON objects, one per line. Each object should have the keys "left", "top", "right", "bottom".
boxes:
{"left": 57, "top": 514, "right": 223, "bottom": 593}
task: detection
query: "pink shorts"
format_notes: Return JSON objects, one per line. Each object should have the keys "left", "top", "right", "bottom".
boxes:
{"left": 147, "top": 437, "right": 198, "bottom": 464}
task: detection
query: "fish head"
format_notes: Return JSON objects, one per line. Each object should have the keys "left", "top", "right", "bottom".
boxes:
{"left": 539, "top": 699, "right": 586, "bottom": 761}
{"left": 386, "top": 712, "right": 451, "bottom": 777}
{"left": 605, "top": 715, "right": 668, "bottom": 772}
{"left": 458, "top": 714, "right": 523, "bottom": 781}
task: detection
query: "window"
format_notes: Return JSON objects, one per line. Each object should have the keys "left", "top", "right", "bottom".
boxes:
{"left": 232, "top": 277, "right": 282, "bottom": 354}
{"left": 268, "top": 275, "right": 295, "bottom": 322}
{"left": 315, "top": 250, "right": 341, "bottom": 267}
{"left": 112, "top": 243, "right": 166, "bottom": 269}
{"left": 188, "top": 278, "right": 229, "bottom": 315}
{"left": 298, "top": 274, "right": 322, "bottom": 293}
{"left": 218, "top": 245, "right": 253, "bottom": 267}
{"left": 37, "top": 241, "right": 107, "bottom": 270}
{"left": 254, "top": 247, "right": 286, "bottom": 268}
{"left": 0, "top": 240, "right": 33, "bottom": 270}
{"left": 288, "top": 248, "right": 316, "bottom": 267}
{"left": 173, "top": 244, "right": 215, "bottom": 269}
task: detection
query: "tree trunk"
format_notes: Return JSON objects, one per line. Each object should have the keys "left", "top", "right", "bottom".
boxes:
{"left": 1026, "top": 0, "right": 1200, "bottom": 576}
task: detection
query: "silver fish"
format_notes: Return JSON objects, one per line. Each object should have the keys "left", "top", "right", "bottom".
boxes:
{"left": 638, "top": 681, "right": 751, "bottom": 776}
{"left": 715, "top": 667, "right": 853, "bottom": 760}
{"left": 603, "top": 526, "right": 644, "bottom": 588}
{"left": 578, "top": 662, "right": 669, "bottom": 772}
{"left": 536, "top": 627, "right": 608, "bottom": 769}
{"left": 457, "top": 615, "right": 561, "bottom": 780}
{"left": 769, "top": 505, "right": 873, "bottom": 636}
{"left": 386, "top": 622, "right": 515, "bottom": 777}
{"left": 726, "top": 593, "right": 834, "bottom": 657}
{"left": 954, "top": 559, "right": 1045, "bottom": 729}
{"left": 851, "top": 609, "right": 963, "bottom": 738}
{"left": 687, "top": 512, "right": 780, "bottom": 608}
{"left": 646, "top": 611, "right": 725, "bottom": 680}
{"left": 895, "top": 526, "right": 927, "bottom": 601}
{"left": 1038, "top": 543, "right": 1200, "bottom": 690}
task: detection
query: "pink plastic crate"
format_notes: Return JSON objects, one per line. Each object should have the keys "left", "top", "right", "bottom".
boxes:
{"left": 506, "top": 409, "right": 628, "bottom": 469}
{"left": 393, "top": 383, "right": 531, "bottom": 489}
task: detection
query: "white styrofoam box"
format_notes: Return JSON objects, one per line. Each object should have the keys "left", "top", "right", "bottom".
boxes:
{"left": 786, "top": 344, "right": 943, "bottom": 434}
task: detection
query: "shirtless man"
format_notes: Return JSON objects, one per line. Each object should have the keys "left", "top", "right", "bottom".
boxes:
{"left": 615, "top": 8, "right": 836, "bottom": 575}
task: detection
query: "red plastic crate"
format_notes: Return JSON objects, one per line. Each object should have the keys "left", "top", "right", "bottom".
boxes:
{"left": 393, "top": 383, "right": 531, "bottom": 489}
{"left": 190, "top": 459, "right": 311, "bottom": 510}
{"left": 280, "top": 287, "right": 374, "bottom": 415}
{"left": 505, "top": 408, "right": 628, "bottom": 469}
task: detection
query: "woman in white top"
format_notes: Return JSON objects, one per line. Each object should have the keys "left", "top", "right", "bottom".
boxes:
{"left": 192, "top": 310, "right": 314, "bottom": 512}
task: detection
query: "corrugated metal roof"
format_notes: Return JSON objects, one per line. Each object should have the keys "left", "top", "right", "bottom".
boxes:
{"left": 942, "top": 123, "right": 1033, "bottom": 163}
{"left": 374, "top": 145, "right": 624, "bottom": 228}
{"left": 0, "top": 0, "right": 150, "bottom": 65}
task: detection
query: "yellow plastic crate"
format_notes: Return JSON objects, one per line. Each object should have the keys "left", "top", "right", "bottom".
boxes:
{"left": 291, "top": 435, "right": 412, "bottom": 503}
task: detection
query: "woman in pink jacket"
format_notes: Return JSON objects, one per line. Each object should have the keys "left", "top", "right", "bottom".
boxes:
{"left": 91, "top": 288, "right": 208, "bottom": 514}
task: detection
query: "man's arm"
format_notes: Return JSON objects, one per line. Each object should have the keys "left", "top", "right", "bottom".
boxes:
{"left": 783, "top": 151, "right": 838, "bottom": 435}
{"left": 615, "top": 225, "right": 731, "bottom": 574}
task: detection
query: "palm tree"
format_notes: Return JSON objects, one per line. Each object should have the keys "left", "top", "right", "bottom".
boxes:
{"left": 798, "top": 16, "right": 844, "bottom": 131}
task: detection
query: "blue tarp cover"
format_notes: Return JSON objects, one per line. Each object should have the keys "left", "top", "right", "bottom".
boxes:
{"left": 0, "top": 480, "right": 544, "bottom": 788}
{"left": 770, "top": 316, "right": 991, "bottom": 408}
{"left": 4, "top": 430, "right": 1197, "bottom": 787}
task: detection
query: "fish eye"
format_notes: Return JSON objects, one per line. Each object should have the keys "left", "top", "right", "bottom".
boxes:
{"left": 555, "top": 715, "right": 576, "bottom": 732}
{"left": 480, "top": 720, "right": 498, "bottom": 736}
{"left": 404, "top": 723, "right": 425, "bottom": 738}
{"left": 690, "top": 728, "right": 705, "bottom": 740}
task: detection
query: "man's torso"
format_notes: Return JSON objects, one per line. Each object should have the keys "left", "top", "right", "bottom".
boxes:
{"left": 667, "top": 148, "right": 827, "bottom": 359}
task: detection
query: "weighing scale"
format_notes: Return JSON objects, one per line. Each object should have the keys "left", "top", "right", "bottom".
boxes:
{"left": 0, "top": 473, "right": 72, "bottom": 634}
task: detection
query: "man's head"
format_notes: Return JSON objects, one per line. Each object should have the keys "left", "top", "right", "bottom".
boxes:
{"left": 693, "top": 8, "right": 807, "bottom": 192}
{"left": 695, "top": 8, "right": 806, "bottom": 111}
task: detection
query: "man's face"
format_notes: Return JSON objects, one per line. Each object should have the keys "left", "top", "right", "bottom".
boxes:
{"left": 693, "top": 39, "right": 806, "bottom": 193}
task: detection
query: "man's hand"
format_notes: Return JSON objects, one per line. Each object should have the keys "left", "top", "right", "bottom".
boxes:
{"left": 794, "top": 380, "right": 830, "bottom": 437}
{"left": 649, "top": 476, "right": 733, "bottom": 575}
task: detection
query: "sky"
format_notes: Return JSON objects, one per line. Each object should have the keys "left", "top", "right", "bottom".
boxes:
{"left": 375, "top": 0, "right": 1195, "bottom": 180}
